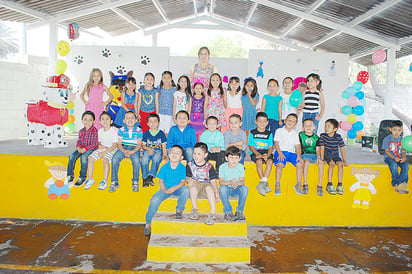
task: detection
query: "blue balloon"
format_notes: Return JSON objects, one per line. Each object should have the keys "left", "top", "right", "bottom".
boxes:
{"left": 341, "top": 105, "right": 352, "bottom": 115}
{"left": 353, "top": 105, "right": 365, "bottom": 116}
{"left": 69, "top": 109, "right": 74, "bottom": 115}
{"left": 352, "top": 121, "right": 364, "bottom": 131}
{"left": 353, "top": 81, "right": 363, "bottom": 91}
{"left": 354, "top": 91, "right": 364, "bottom": 100}
{"left": 289, "top": 89, "right": 303, "bottom": 108}
{"left": 347, "top": 129, "right": 358, "bottom": 139}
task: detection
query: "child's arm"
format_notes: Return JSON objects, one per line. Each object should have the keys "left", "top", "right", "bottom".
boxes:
{"left": 400, "top": 149, "right": 407, "bottom": 163}
{"left": 248, "top": 145, "right": 261, "bottom": 159}
{"left": 278, "top": 100, "right": 283, "bottom": 125}
{"left": 129, "top": 139, "right": 142, "bottom": 156}
{"left": 204, "top": 94, "right": 209, "bottom": 117}
{"left": 248, "top": 92, "right": 258, "bottom": 106}
{"left": 274, "top": 141, "right": 285, "bottom": 160}
{"left": 155, "top": 91, "right": 159, "bottom": 114}
{"left": 295, "top": 144, "right": 303, "bottom": 163}
{"left": 340, "top": 146, "right": 348, "bottom": 166}
{"left": 223, "top": 91, "right": 228, "bottom": 108}
{"left": 233, "top": 176, "right": 245, "bottom": 189}
{"left": 316, "top": 92, "right": 325, "bottom": 121}
{"left": 172, "top": 96, "right": 177, "bottom": 123}
{"left": 162, "top": 143, "right": 168, "bottom": 160}
{"left": 102, "top": 85, "right": 114, "bottom": 107}
{"left": 80, "top": 86, "right": 89, "bottom": 105}
{"left": 135, "top": 93, "right": 141, "bottom": 121}
{"left": 219, "top": 177, "right": 233, "bottom": 186}
{"left": 228, "top": 140, "right": 244, "bottom": 149}
{"left": 263, "top": 145, "right": 274, "bottom": 162}
{"left": 187, "top": 97, "right": 192, "bottom": 116}
{"left": 164, "top": 179, "right": 186, "bottom": 194}
{"left": 316, "top": 146, "right": 322, "bottom": 165}
{"left": 142, "top": 142, "right": 155, "bottom": 155}
{"left": 100, "top": 141, "right": 118, "bottom": 157}
{"left": 210, "top": 179, "right": 220, "bottom": 202}
{"left": 384, "top": 149, "right": 399, "bottom": 162}
{"left": 321, "top": 146, "right": 325, "bottom": 163}
{"left": 117, "top": 139, "right": 128, "bottom": 155}
{"left": 261, "top": 97, "right": 266, "bottom": 112}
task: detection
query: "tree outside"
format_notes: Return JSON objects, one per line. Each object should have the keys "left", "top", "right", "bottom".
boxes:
{"left": 0, "top": 22, "right": 19, "bottom": 59}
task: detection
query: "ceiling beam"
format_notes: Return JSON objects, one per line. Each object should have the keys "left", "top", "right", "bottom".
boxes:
{"left": 193, "top": 0, "right": 198, "bottom": 16}
{"left": 152, "top": 0, "right": 169, "bottom": 23}
{"left": 97, "top": 0, "right": 142, "bottom": 30}
{"left": 252, "top": 0, "right": 400, "bottom": 50}
{"left": 0, "top": 0, "right": 48, "bottom": 20}
{"left": 311, "top": 0, "right": 401, "bottom": 48}
{"left": 398, "top": 35, "right": 412, "bottom": 46}
{"left": 244, "top": 2, "right": 258, "bottom": 27}
{"left": 281, "top": 0, "right": 326, "bottom": 38}
{"left": 144, "top": 15, "right": 206, "bottom": 35}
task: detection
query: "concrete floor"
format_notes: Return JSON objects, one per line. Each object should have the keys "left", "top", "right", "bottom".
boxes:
{"left": 0, "top": 219, "right": 411, "bottom": 273}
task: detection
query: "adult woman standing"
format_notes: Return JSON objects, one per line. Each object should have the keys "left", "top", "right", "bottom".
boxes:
{"left": 189, "top": 47, "right": 218, "bottom": 93}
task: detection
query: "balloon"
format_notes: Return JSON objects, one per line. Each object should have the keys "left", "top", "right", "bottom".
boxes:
{"left": 347, "top": 129, "right": 358, "bottom": 139}
{"left": 348, "top": 96, "right": 359, "bottom": 107}
{"left": 292, "top": 77, "right": 306, "bottom": 91}
{"left": 372, "top": 49, "right": 386, "bottom": 65}
{"left": 69, "top": 109, "right": 74, "bottom": 115}
{"left": 57, "top": 41, "right": 70, "bottom": 56}
{"left": 342, "top": 87, "right": 356, "bottom": 99}
{"left": 401, "top": 136, "right": 412, "bottom": 152}
{"left": 68, "top": 115, "right": 75, "bottom": 123}
{"left": 348, "top": 114, "right": 357, "bottom": 124}
{"left": 341, "top": 105, "right": 352, "bottom": 115}
{"left": 357, "top": 71, "right": 369, "bottom": 84}
{"left": 67, "top": 101, "right": 74, "bottom": 109}
{"left": 358, "top": 98, "right": 367, "bottom": 107}
{"left": 68, "top": 23, "right": 79, "bottom": 40}
{"left": 354, "top": 91, "right": 364, "bottom": 100}
{"left": 289, "top": 89, "right": 303, "bottom": 108}
{"left": 352, "top": 121, "right": 364, "bottom": 131}
{"left": 55, "top": 60, "right": 67, "bottom": 75}
{"left": 63, "top": 123, "right": 75, "bottom": 134}
{"left": 341, "top": 121, "right": 352, "bottom": 131}
{"left": 353, "top": 105, "right": 365, "bottom": 116}
{"left": 353, "top": 81, "right": 363, "bottom": 91}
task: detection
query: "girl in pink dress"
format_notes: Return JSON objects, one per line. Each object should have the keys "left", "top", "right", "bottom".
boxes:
{"left": 80, "top": 68, "right": 113, "bottom": 129}
{"left": 204, "top": 73, "right": 227, "bottom": 130}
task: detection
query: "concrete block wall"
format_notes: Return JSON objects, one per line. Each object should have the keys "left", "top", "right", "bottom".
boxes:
{"left": 0, "top": 56, "right": 48, "bottom": 141}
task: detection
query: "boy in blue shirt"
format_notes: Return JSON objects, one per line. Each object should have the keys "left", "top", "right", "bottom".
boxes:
{"left": 249, "top": 112, "right": 274, "bottom": 196}
{"left": 167, "top": 110, "right": 197, "bottom": 163}
{"left": 224, "top": 114, "right": 247, "bottom": 164}
{"left": 382, "top": 120, "right": 409, "bottom": 194}
{"left": 219, "top": 146, "right": 248, "bottom": 221}
{"left": 141, "top": 113, "right": 168, "bottom": 187}
{"left": 200, "top": 116, "right": 225, "bottom": 173}
{"left": 110, "top": 111, "right": 143, "bottom": 193}
{"left": 144, "top": 145, "right": 189, "bottom": 235}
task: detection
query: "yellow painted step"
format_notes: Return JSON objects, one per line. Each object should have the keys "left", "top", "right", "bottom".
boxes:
{"left": 159, "top": 196, "right": 240, "bottom": 214}
{"left": 147, "top": 235, "right": 250, "bottom": 263}
{"left": 152, "top": 212, "right": 247, "bottom": 237}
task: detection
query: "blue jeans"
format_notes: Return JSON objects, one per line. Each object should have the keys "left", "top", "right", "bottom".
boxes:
{"left": 302, "top": 112, "right": 319, "bottom": 134}
{"left": 145, "top": 186, "right": 189, "bottom": 224}
{"left": 67, "top": 149, "right": 94, "bottom": 179}
{"left": 267, "top": 119, "right": 283, "bottom": 137}
{"left": 219, "top": 185, "right": 248, "bottom": 214}
{"left": 384, "top": 156, "right": 409, "bottom": 186}
{"left": 111, "top": 146, "right": 140, "bottom": 183}
{"left": 141, "top": 149, "right": 162, "bottom": 179}
{"left": 240, "top": 150, "right": 246, "bottom": 165}
{"left": 169, "top": 147, "right": 193, "bottom": 163}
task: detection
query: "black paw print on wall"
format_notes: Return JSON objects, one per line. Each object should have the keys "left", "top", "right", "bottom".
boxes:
{"left": 116, "top": 66, "right": 126, "bottom": 74}
{"left": 74, "top": 56, "right": 84, "bottom": 64}
{"left": 140, "top": 56, "right": 150, "bottom": 65}
{"left": 102, "top": 48, "right": 111, "bottom": 58}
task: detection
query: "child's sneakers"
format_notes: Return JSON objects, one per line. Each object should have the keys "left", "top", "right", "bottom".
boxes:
{"left": 336, "top": 185, "right": 344, "bottom": 195}
{"left": 84, "top": 179, "right": 95, "bottom": 190}
{"left": 205, "top": 214, "right": 215, "bottom": 225}
{"left": 98, "top": 180, "right": 108, "bottom": 190}
{"left": 302, "top": 184, "right": 309, "bottom": 195}
{"left": 109, "top": 182, "right": 120, "bottom": 193}
{"left": 395, "top": 183, "right": 409, "bottom": 194}
{"left": 317, "top": 186, "right": 323, "bottom": 196}
{"left": 142, "top": 178, "right": 149, "bottom": 188}
{"left": 147, "top": 175, "right": 155, "bottom": 186}
{"left": 235, "top": 211, "right": 246, "bottom": 221}
{"left": 132, "top": 181, "right": 139, "bottom": 192}
{"left": 256, "top": 181, "right": 266, "bottom": 196}
{"left": 190, "top": 209, "right": 199, "bottom": 220}
{"left": 68, "top": 175, "right": 75, "bottom": 184}
{"left": 175, "top": 210, "right": 183, "bottom": 219}
{"left": 144, "top": 224, "right": 151, "bottom": 236}
{"left": 294, "top": 183, "right": 303, "bottom": 195}
{"left": 326, "top": 184, "right": 337, "bottom": 195}
{"left": 74, "top": 178, "right": 86, "bottom": 187}
{"left": 274, "top": 183, "right": 281, "bottom": 195}
{"left": 264, "top": 182, "right": 271, "bottom": 193}
{"left": 224, "top": 212, "right": 238, "bottom": 221}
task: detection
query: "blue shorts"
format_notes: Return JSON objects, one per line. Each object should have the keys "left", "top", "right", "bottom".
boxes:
{"left": 274, "top": 151, "right": 298, "bottom": 166}
{"left": 301, "top": 153, "right": 317, "bottom": 163}
{"left": 324, "top": 154, "right": 342, "bottom": 165}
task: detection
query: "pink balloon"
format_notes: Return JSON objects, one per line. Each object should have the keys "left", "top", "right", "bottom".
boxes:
{"left": 372, "top": 49, "right": 386, "bottom": 65}
{"left": 348, "top": 96, "right": 359, "bottom": 107}
{"left": 341, "top": 121, "right": 352, "bottom": 131}
{"left": 292, "top": 77, "right": 306, "bottom": 91}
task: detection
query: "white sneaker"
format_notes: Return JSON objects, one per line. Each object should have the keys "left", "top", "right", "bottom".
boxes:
{"left": 98, "top": 180, "right": 108, "bottom": 190}
{"left": 84, "top": 179, "right": 95, "bottom": 190}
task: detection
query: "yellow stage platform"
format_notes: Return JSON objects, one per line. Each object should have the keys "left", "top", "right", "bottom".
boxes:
{"left": 1, "top": 154, "right": 411, "bottom": 227}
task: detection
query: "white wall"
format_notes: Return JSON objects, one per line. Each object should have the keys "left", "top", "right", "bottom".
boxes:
{"left": 0, "top": 56, "right": 48, "bottom": 141}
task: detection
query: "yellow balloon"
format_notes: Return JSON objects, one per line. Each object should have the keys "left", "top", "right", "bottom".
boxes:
{"left": 348, "top": 114, "right": 357, "bottom": 124}
{"left": 57, "top": 41, "right": 70, "bottom": 57}
{"left": 67, "top": 101, "right": 74, "bottom": 109}
{"left": 55, "top": 60, "right": 67, "bottom": 75}
{"left": 68, "top": 115, "right": 75, "bottom": 123}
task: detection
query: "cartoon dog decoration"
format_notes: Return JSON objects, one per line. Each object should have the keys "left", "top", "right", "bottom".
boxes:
{"left": 44, "top": 160, "right": 73, "bottom": 200}
{"left": 107, "top": 70, "right": 133, "bottom": 122}
{"left": 350, "top": 167, "right": 379, "bottom": 209}
{"left": 26, "top": 75, "right": 71, "bottom": 148}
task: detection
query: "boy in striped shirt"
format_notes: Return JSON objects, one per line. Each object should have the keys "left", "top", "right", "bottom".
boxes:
{"left": 319, "top": 118, "right": 348, "bottom": 195}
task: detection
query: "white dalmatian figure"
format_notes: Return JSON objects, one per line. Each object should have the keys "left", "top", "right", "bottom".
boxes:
{"left": 26, "top": 75, "right": 71, "bottom": 148}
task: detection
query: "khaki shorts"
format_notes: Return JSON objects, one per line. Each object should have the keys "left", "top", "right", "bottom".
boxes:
{"left": 194, "top": 181, "right": 213, "bottom": 197}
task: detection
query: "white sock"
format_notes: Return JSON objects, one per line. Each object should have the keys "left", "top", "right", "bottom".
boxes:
{"left": 262, "top": 177, "right": 268, "bottom": 182}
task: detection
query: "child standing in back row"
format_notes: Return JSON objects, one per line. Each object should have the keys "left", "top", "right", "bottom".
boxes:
{"left": 302, "top": 73, "right": 325, "bottom": 134}
{"left": 173, "top": 75, "right": 191, "bottom": 121}
{"left": 189, "top": 82, "right": 206, "bottom": 140}
{"left": 261, "top": 79, "right": 283, "bottom": 137}
{"left": 158, "top": 71, "right": 177, "bottom": 134}
{"left": 205, "top": 73, "right": 227, "bottom": 130}
{"left": 241, "top": 78, "right": 259, "bottom": 140}
{"left": 114, "top": 77, "right": 137, "bottom": 128}
{"left": 137, "top": 72, "right": 158, "bottom": 133}
{"left": 223, "top": 76, "right": 242, "bottom": 133}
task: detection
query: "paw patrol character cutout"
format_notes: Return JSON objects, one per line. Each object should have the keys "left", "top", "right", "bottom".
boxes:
{"left": 26, "top": 75, "right": 71, "bottom": 148}
{"left": 350, "top": 167, "right": 379, "bottom": 209}
{"left": 107, "top": 70, "right": 133, "bottom": 121}
{"left": 44, "top": 160, "right": 73, "bottom": 200}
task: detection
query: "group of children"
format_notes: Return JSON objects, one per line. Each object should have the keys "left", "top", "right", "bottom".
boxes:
{"left": 67, "top": 68, "right": 409, "bottom": 235}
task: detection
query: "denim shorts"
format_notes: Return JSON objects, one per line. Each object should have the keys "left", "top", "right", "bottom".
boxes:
{"left": 324, "top": 154, "right": 342, "bottom": 164}
{"left": 301, "top": 153, "right": 317, "bottom": 164}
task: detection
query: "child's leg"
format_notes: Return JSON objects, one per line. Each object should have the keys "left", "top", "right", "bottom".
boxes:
{"left": 303, "top": 160, "right": 310, "bottom": 184}
{"left": 79, "top": 150, "right": 93, "bottom": 179}
{"left": 276, "top": 163, "right": 284, "bottom": 183}
{"left": 256, "top": 159, "right": 264, "bottom": 179}
{"left": 130, "top": 151, "right": 141, "bottom": 183}
{"left": 317, "top": 160, "right": 324, "bottom": 186}
{"left": 264, "top": 159, "right": 273, "bottom": 178}
{"left": 296, "top": 160, "right": 303, "bottom": 184}
{"left": 102, "top": 158, "right": 110, "bottom": 181}
{"left": 218, "top": 185, "right": 233, "bottom": 214}
{"left": 205, "top": 185, "right": 216, "bottom": 214}
{"left": 141, "top": 150, "right": 151, "bottom": 179}
{"left": 188, "top": 181, "right": 198, "bottom": 210}
{"left": 149, "top": 150, "right": 163, "bottom": 178}
{"left": 67, "top": 151, "right": 81, "bottom": 177}
{"left": 399, "top": 161, "right": 409, "bottom": 184}
{"left": 174, "top": 186, "right": 190, "bottom": 213}
{"left": 111, "top": 150, "right": 125, "bottom": 182}
{"left": 328, "top": 160, "right": 335, "bottom": 182}
{"left": 337, "top": 161, "right": 344, "bottom": 183}
{"left": 87, "top": 155, "right": 96, "bottom": 179}
{"left": 145, "top": 189, "right": 170, "bottom": 225}
{"left": 236, "top": 185, "right": 249, "bottom": 213}
{"left": 384, "top": 157, "right": 401, "bottom": 186}
{"left": 215, "top": 151, "right": 226, "bottom": 173}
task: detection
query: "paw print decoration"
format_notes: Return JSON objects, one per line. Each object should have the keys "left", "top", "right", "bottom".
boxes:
{"left": 140, "top": 56, "right": 150, "bottom": 65}
{"left": 116, "top": 66, "right": 126, "bottom": 74}
{"left": 102, "top": 48, "right": 111, "bottom": 58}
{"left": 74, "top": 56, "right": 84, "bottom": 64}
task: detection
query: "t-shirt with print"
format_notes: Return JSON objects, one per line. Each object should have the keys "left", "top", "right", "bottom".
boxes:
{"left": 98, "top": 127, "right": 118, "bottom": 147}
{"left": 139, "top": 86, "right": 158, "bottom": 113}
{"left": 248, "top": 129, "right": 273, "bottom": 154}
{"left": 186, "top": 161, "right": 217, "bottom": 183}
{"left": 382, "top": 135, "right": 403, "bottom": 158}
{"left": 142, "top": 129, "right": 166, "bottom": 151}
{"left": 299, "top": 131, "right": 319, "bottom": 155}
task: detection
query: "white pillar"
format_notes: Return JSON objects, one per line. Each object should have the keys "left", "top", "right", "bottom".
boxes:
{"left": 384, "top": 47, "right": 396, "bottom": 118}
{"left": 49, "top": 22, "right": 58, "bottom": 74}
{"left": 152, "top": 32, "right": 158, "bottom": 47}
